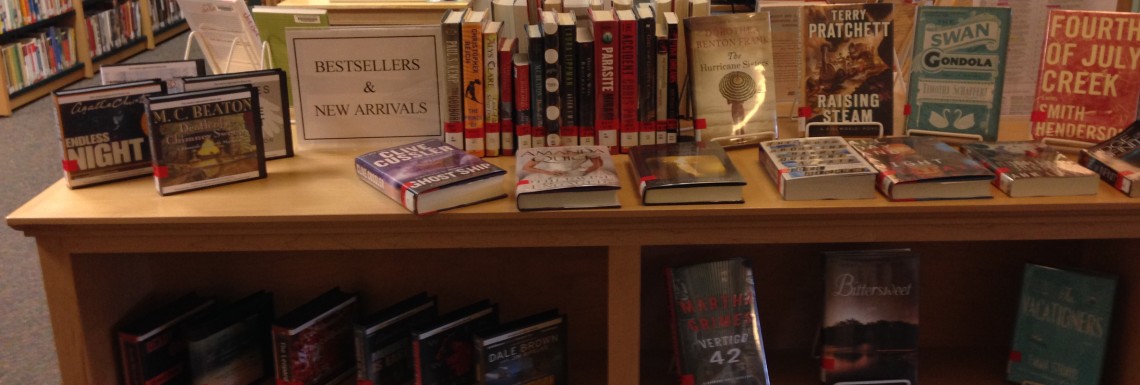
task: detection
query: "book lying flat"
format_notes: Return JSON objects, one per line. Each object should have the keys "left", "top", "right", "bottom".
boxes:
{"left": 629, "top": 142, "right": 745, "bottom": 205}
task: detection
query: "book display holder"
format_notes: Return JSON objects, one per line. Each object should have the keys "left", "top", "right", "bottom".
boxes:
{"left": 183, "top": 31, "right": 267, "bottom": 73}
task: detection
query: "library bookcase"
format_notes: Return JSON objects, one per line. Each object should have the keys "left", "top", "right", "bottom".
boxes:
{"left": 7, "top": 117, "right": 1140, "bottom": 385}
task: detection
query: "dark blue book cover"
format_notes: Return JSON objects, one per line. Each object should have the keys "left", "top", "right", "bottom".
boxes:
{"left": 475, "top": 310, "right": 567, "bottom": 385}
{"left": 411, "top": 301, "right": 498, "bottom": 385}
{"left": 356, "top": 293, "right": 438, "bottom": 385}
{"left": 354, "top": 139, "right": 506, "bottom": 214}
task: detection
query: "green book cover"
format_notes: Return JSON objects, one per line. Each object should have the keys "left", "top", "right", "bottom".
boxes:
{"left": 906, "top": 6, "right": 1009, "bottom": 142}
{"left": 250, "top": 6, "right": 328, "bottom": 98}
{"left": 1009, "top": 263, "right": 1117, "bottom": 385}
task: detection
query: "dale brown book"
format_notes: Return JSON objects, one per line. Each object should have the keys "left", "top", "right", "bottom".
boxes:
{"left": 635, "top": 4, "right": 656, "bottom": 147}
{"left": 354, "top": 139, "right": 508, "bottom": 215}
{"left": 1031, "top": 11, "right": 1140, "bottom": 146}
{"left": 515, "top": 145, "right": 620, "bottom": 211}
{"left": 513, "top": 54, "right": 533, "bottom": 151}
{"left": 52, "top": 80, "right": 166, "bottom": 189}
{"left": 961, "top": 141, "right": 1098, "bottom": 198}
{"left": 182, "top": 69, "right": 294, "bottom": 160}
{"left": 411, "top": 300, "right": 499, "bottom": 385}
{"left": 272, "top": 288, "right": 359, "bottom": 385}
{"left": 474, "top": 310, "right": 568, "bottom": 385}
{"left": 442, "top": 9, "right": 467, "bottom": 150}
{"left": 144, "top": 85, "right": 267, "bottom": 196}
{"left": 557, "top": 12, "right": 579, "bottom": 146}
{"left": 848, "top": 136, "right": 994, "bottom": 201}
{"left": 801, "top": 3, "right": 894, "bottom": 138}
{"left": 1079, "top": 120, "right": 1140, "bottom": 197}
{"left": 182, "top": 291, "right": 274, "bottom": 385}
{"left": 542, "top": 11, "right": 562, "bottom": 147}
{"left": 1008, "top": 264, "right": 1117, "bottom": 385}
{"left": 355, "top": 293, "right": 438, "bottom": 385}
{"left": 822, "top": 250, "right": 919, "bottom": 385}
{"left": 463, "top": 10, "right": 488, "bottom": 156}
{"left": 484, "top": 21, "right": 502, "bottom": 157}
{"left": 759, "top": 137, "right": 876, "bottom": 201}
{"left": 118, "top": 293, "right": 215, "bottom": 385}
{"left": 665, "top": 258, "right": 771, "bottom": 385}
{"left": 629, "top": 141, "right": 746, "bottom": 205}
{"left": 616, "top": 9, "right": 639, "bottom": 152}
{"left": 499, "top": 38, "right": 517, "bottom": 156}
{"left": 590, "top": 8, "right": 620, "bottom": 153}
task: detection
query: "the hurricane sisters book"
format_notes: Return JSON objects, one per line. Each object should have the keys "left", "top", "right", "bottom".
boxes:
{"left": 801, "top": 3, "right": 894, "bottom": 138}
{"left": 145, "top": 85, "right": 267, "bottom": 196}
{"left": 684, "top": 12, "right": 778, "bottom": 146}
{"left": 1030, "top": 10, "right": 1140, "bottom": 146}
{"left": 907, "top": 6, "right": 1010, "bottom": 142}
{"left": 1008, "top": 264, "right": 1117, "bottom": 385}
{"left": 665, "top": 258, "right": 770, "bottom": 385}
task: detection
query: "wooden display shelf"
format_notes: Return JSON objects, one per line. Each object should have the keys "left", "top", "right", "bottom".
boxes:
{"left": 0, "top": 64, "right": 84, "bottom": 115}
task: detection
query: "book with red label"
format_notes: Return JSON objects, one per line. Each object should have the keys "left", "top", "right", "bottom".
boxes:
{"left": 590, "top": 8, "right": 620, "bottom": 153}
{"left": 462, "top": 10, "right": 487, "bottom": 156}
{"left": 1030, "top": 10, "right": 1140, "bottom": 146}
{"left": 557, "top": 12, "right": 579, "bottom": 147}
{"left": 961, "top": 141, "right": 1098, "bottom": 197}
{"left": 118, "top": 293, "right": 216, "bottom": 385}
{"left": 848, "top": 136, "right": 994, "bottom": 201}
{"left": 355, "top": 139, "right": 508, "bottom": 215}
{"left": 484, "top": 20, "right": 502, "bottom": 157}
{"left": 271, "top": 288, "right": 358, "bottom": 385}
{"left": 666, "top": 258, "right": 771, "bottom": 385}
{"left": 636, "top": 4, "right": 657, "bottom": 147}
{"left": 629, "top": 142, "right": 746, "bottom": 205}
{"left": 526, "top": 24, "right": 547, "bottom": 148}
{"left": 542, "top": 11, "right": 562, "bottom": 147}
{"left": 442, "top": 9, "right": 467, "bottom": 150}
{"left": 411, "top": 300, "right": 499, "bottom": 385}
{"left": 616, "top": 9, "right": 639, "bottom": 152}
{"left": 500, "top": 38, "right": 517, "bottom": 155}
{"left": 577, "top": 26, "right": 596, "bottom": 147}
{"left": 513, "top": 53, "right": 533, "bottom": 151}
{"left": 1079, "top": 120, "right": 1140, "bottom": 197}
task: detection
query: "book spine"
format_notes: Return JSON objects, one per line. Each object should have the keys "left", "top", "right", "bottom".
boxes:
{"left": 618, "top": 14, "right": 638, "bottom": 152}
{"left": 412, "top": 338, "right": 424, "bottom": 385}
{"left": 558, "top": 16, "right": 578, "bottom": 146}
{"left": 355, "top": 159, "right": 414, "bottom": 213}
{"left": 663, "top": 267, "right": 687, "bottom": 379}
{"left": 515, "top": 59, "right": 533, "bottom": 150}
{"left": 119, "top": 335, "right": 144, "bottom": 385}
{"left": 655, "top": 33, "right": 667, "bottom": 145}
{"left": 463, "top": 19, "right": 486, "bottom": 156}
{"left": 500, "top": 42, "right": 515, "bottom": 155}
{"left": 593, "top": 15, "right": 619, "bottom": 153}
{"left": 1081, "top": 152, "right": 1130, "bottom": 195}
{"left": 528, "top": 33, "right": 546, "bottom": 147}
{"left": 578, "top": 35, "right": 595, "bottom": 146}
{"left": 484, "top": 29, "right": 501, "bottom": 157}
{"left": 543, "top": 15, "right": 561, "bottom": 147}
{"left": 666, "top": 17, "right": 678, "bottom": 143}
{"left": 443, "top": 19, "right": 465, "bottom": 150}
{"left": 638, "top": 13, "right": 656, "bottom": 147}
{"left": 354, "top": 326, "right": 372, "bottom": 385}
{"left": 272, "top": 327, "right": 293, "bottom": 385}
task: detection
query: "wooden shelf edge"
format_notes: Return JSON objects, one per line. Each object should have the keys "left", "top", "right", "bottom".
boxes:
{"left": 3, "top": 66, "right": 85, "bottom": 115}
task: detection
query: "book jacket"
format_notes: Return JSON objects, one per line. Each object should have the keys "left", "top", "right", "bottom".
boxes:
{"left": 145, "top": 85, "right": 267, "bottom": 196}
{"left": 273, "top": 289, "right": 359, "bottom": 385}
{"left": 759, "top": 136, "right": 876, "bottom": 199}
{"left": 822, "top": 250, "right": 919, "bottom": 385}
{"left": 849, "top": 136, "right": 993, "bottom": 193}
{"left": 182, "top": 69, "right": 293, "bottom": 160}
{"left": 185, "top": 291, "right": 274, "bottom": 385}
{"left": 1079, "top": 120, "right": 1140, "bottom": 196}
{"left": 685, "top": 12, "right": 778, "bottom": 145}
{"left": 630, "top": 142, "right": 745, "bottom": 200}
{"left": 1009, "top": 264, "right": 1117, "bottom": 385}
{"left": 354, "top": 139, "right": 507, "bottom": 214}
{"left": 356, "top": 293, "right": 437, "bottom": 385}
{"left": 961, "top": 141, "right": 1096, "bottom": 195}
{"left": 907, "top": 6, "right": 1010, "bottom": 142}
{"left": 118, "top": 293, "right": 216, "bottom": 385}
{"left": 515, "top": 145, "right": 619, "bottom": 196}
{"left": 475, "top": 311, "right": 567, "bottom": 385}
{"left": 665, "top": 258, "right": 770, "bottom": 385}
{"left": 802, "top": 3, "right": 894, "bottom": 137}
{"left": 412, "top": 301, "right": 499, "bottom": 385}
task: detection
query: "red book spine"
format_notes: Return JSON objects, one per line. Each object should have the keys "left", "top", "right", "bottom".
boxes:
{"left": 462, "top": 19, "right": 486, "bottom": 157}
{"left": 271, "top": 327, "right": 294, "bottom": 385}
{"left": 499, "top": 40, "right": 515, "bottom": 155}
{"left": 412, "top": 339, "right": 424, "bottom": 385}
{"left": 592, "top": 9, "right": 619, "bottom": 153}
{"left": 617, "top": 11, "right": 638, "bottom": 153}
{"left": 514, "top": 59, "right": 532, "bottom": 151}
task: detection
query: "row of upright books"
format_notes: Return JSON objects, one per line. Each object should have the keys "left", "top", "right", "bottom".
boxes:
{"left": 148, "top": 0, "right": 180, "bottom": 32}
{"left": 85, "top": 0, "right": 142, "bottom": 58}
{"left": 1, "top": 25, "right": 76, "bottom": 93}
{"left": 0, "top": 0, "right": 71, "bottom": 33}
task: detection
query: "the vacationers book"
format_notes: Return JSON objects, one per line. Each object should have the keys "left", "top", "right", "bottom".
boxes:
{"left": 515, "top": 145, "right": 620, "bottom": 211}
{"left": 272, "top": 288, "right": 359, "bottom": 385}
{"left": 354, "top": 139, "right": 508, "bottom": 215}
{"left": 849, "top": 136, "right": 994, "bottom": 201}
{"left": 1079, "top": 120, "right": 1140, "bottom": 197}
{"left": 961, "top": 141, "right": 1098, "bottom": 197}
{"left": 666, "top": 258, "right": 771, "bottom": 385}
{"left": 411, "top": 300, "right": 499, "bottom": 385}
{"left": 355, "top": 292, "right": 437, "bottom": 385}
{"left": 759, "top": 137, "right": 876, "bottom": 200}
{"left": 118, "top": 293, "right": 216, "bottom": 385}
{"left": 822, "top": 249, "right": 919, "bottom": 385}
{"left": 474, "top": 310, "right": 568, "bottom": 385}
{"left": 629, "top": 142, "right": 746, "bottom": 205}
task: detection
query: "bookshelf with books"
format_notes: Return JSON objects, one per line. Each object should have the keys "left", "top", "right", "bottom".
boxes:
{"left": 274, "top": 0, "right": 469, "bottom": 26}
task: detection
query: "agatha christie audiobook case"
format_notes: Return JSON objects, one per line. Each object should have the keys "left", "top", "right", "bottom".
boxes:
{"left": 666, "top": 258, "right": 770, "bottom": 385}
{"left": 475, "top": 310, "right": 567, "bottom": 385}
{"left": 907, "top": 6, "right": 1010, "bottom": 141}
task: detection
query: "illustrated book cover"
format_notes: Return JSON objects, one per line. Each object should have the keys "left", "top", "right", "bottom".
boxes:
{"left": 411, "top": 300, "right": 499, "bottom": 385}
{"left": 272, "top": 287, "right": 359, "bottom": 385}
{"left": 801, "top": 3, "right": 894, "bottom": 138}
{"left": 822, "top": 249, "right": 919, "bottom": 385}
{"left": 118, "top": 293, "right": 216, "bottom": 385}
{"left": 354, "top": 139, "right": 508, "bottom": 215}
{"left": 906, "top": 6, "right": 1010, "bottom": 142}
{"left": 53, "top": 79, "right": 166, "bottom": 188}
{"left": 183, "top": 291, "right": 274, "bottom": 385}
{"left": 961, "top": 141, "right": 1098, "bottom": 197}
{"left": 355, "top": 292, "right": 438, "bottom": 385}
{"left": 685, "top": 12, "right": 779, "bottom": 146}
{"left": 1009, "top": 263, "right": 1117, "bottom": 385}
{"left": 629, "top": 142, "right": 746, "bottom": 205}
{"left": 474, "top": 310, "right": 567, "bottom": 385}
{"left": 183, "top": 68, "right": 293, "bottom": 160}
{"left": 99, "top": 59, "right": 206, "bottom": 92}
{"left": 515, "top": 145, "right": 620, "bottom": 211}
{"left": 759, "top": 136, "right": 876, "bottom": 200}
{"left": 1079, "top": 120, "right": 1140, "bottom": 197}
{"left": 665, "top": 258, "right": 771, "bottom": 385}
{"left": 848, "top": 136, "right": 994, "bottom": 201}
{"left": 144, "top": 85, "right": 267, "bottom": 196}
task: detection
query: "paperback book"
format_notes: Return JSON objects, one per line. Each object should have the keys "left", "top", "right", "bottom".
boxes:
{"left": 412, "top": 300, "right": 499, "bottom": 385}
{"left": 145, "top": 85, "right": 267, "bottom": 196}
{"left": 849, "top": 136, "right": 994, "bottom": 201}
{"left": 474, "top": 310, "right": 568, "bottom": 385}
{"left": 183, "top": 291, "right": 274, "bottom": 385}
{"left": 355, "top": 293, "right": 438, "bottom": 385}
{"left": 665, "top": 258, "right": 770, "bottom": 385}
{"left": 961, "top": 141, "right": 1098, "bottom": 197}
{"left": 759, "top": 137, "right": 876, "bottom": 200}
{"left": 629, "top": 142, "right": 746, "bottom": 205}
{"left": 515, "top": 145, "right": 620, "bottom": 211}
{"left": 182, "top": 69, "right": 293, "bottom": 160}
{"left": 99, "top": 59, "right": 206, "bottom": 92}
{"left": 354, "top": 139, "right": 508, "bottom": 215}
{"left": 1079, "top": 120, "right": 1140, "bottom": 197}
{"left": 272, "top": 288, "right": 359, "bottom": 385}
{"left": 118, "top": 293, "right": 216, "bottom": 385}
{"left": 53, "top": 79, "right": 166, "bottom": 188}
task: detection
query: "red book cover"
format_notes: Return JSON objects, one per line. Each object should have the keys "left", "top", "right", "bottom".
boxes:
{"left": 591, "top": 8, "right": 620, "bottom": 154}
{"left": 500, "top": 38, "right": 517, "bottom": 155}
{"left": 1031, "top": 10, "right": 1140, "bottom": 146}
{"left": 616, "top": 9, "right": 639, "bottom": 153}
{"left": 462, "top": 11, "right": 487, "bottom": 157}
{"left": 514, "top": 54, "right": 533, "bottom": 151}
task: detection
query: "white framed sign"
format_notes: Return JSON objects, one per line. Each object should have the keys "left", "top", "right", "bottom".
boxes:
{"left": 287, "top": 26, "right": 447, "bottom": 149}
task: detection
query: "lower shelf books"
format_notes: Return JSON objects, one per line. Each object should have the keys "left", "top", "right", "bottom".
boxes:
{"left": 961, "top": 141, "right": 1098, "bottom": 198}
{"left": 849, "top": 136, "right": 993, "bottom": 201}
{"left": 118, "top": 293, "right": 216, "bottom": 385}
{"left": 355, "top": 139, "right": 508, "bottom": 215}
{"left": 475, "top": 310, "right": 568, "bottom": 385}
{"left": 1080, "top": 120, "right": 1140, "bottom": 197}
{"left": 629, "top": 142, "right": 745, "bottom": 205}
{"left": 272, "top": 288, "right": 359, "bottom": 385}
{"left": 515, "top": 146, "right": 620, "bottom": 211}
{"left": 182, "top": 291, "right": 274, "bottom": 385}
{"left": 355, "top": 292, "right": 438, "bottom": 385}
{"left": 412, "top": 300, "right": 499, "bottom": 385}
{"left": 759, "top": 137, "right": 876, "bottom": 201}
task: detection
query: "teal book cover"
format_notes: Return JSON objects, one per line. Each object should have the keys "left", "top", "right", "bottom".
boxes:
{"left": 1008, "top": 264, "right": 1117, "bottom": 385}
{"left": 906, "top": 6, "right": 1009, "bottom": 141}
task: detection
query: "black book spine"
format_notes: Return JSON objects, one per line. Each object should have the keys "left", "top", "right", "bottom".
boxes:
{"left": 578, "top": 36, "right": 595, "bottom": 146}
{"left": 543, "top": 17, "right": 561, "bottom": 147}
{"left": 119, "top": 337, "right": 144, "bottom": 385}
{"left": 666, "top": 18, "right": 678, "bottom": 143}
{"left": 558, "top": 18, "right": 578, "bottom": 146}
{"left": 638, "top": 13, "right": 656, "bottom": 146}
{"left": 354, "top": 326, "right": 370, "bottom": 385}
{"left": 529, "top": 29, "right": 547, "bottom": 147}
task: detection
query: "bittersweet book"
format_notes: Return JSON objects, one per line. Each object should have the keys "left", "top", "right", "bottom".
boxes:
{"left": 355, "top": 139, "right": 507, "bottom": 215}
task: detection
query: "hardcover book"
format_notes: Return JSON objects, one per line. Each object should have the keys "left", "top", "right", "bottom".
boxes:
{"left": 635, "top": 4, "right": 656, "bottom": 147}
{"left": 515, "top": 145, "right": 620, "bottom": 211}
{"left": 513, "top": 54, "right": 533, "bottom": 151}
{"left": 250, "top": 6, "right": 328, "bottom": 97}
{"left": 182, "top": 69, "right": 293, "bottom": 160}
{"left": 500, "top": 38, "right": 517, "bottom": 156}
{"left": 961, "top": 141, "right": 1098, "bottom": 197}
{"left": 616, "top": 9, "right": 638, "bottom": 151}
{"left": 685, "top": 12, "right": 779, "bottom": 146}
{"left": 354, "top": 139, "right": 508, "bottom": 215}
{"left": 118, "top": 293, "right": 216, "bottom": 385}
{"left": 906, "top": 6, "right": 1010, "bottom": 142}
{"left": 463, "top": 10, "right": 488, "bottom": 156}
{"left": 822, "top": 250, "right": 919, "bottom": 385}
{"left": 801, "top": 3, "right": 894, "bottom": 138}
{"left": 629, "top": 142, "right": 746, "bottom": 205}
{"left": 1030, "top": 10, "right": 1140, "bottom": 146}
{"left": 541, "top": 11, "right": 562, "bottom": 147}
{"left": 759, "top": 137, "right": 876, "bottom": 200}
{"left": 1008, "top": 263, "right": 1117, "bottom": 385}
{"left": 355, "top": 293, "right": 438, "bottom": 385}
{"left": 99, "top": 59, "right": 206, "bottom": 92}
{"left": 849, "top": 136, "right": 994, "bottom": 201}
{"left": 53, "top": 80, "right": 166, "bottom": 188}
{"left": 664, "top": 12, "right": 679, "bottom": 144}
{"left": 576, "top": 26, "right": 596, "bottom": 147}
{"left": 474, "top": 310, "right": 567, "bottom": 385}
{"left": 590, "top": 8, "right": 620, "bottom": 153}
{"left": 484, "top": 20, "right": 503, "bottom": 157}
{"left": 1079, "top": 120, "right": 1140, "bottom": 197}
{"left": 526, "top": 24, "right": 547, "bottom": 148}
{"left": 412, "top": 300, "right": 499, "bottom": 385}
{"left": 272, "top": 288, "right": 359, "bottom": 385}
{"left": 557, "top": 12, "right": 578, "bottom": 146}
{"left": 183, "top": 291, "right": 274, "bottom": 385}
{"left": 665, "top": 258, "right": 771, "bottom": 385}
{"left": 145, "top": 85, "right": 267, "bottom": 196}
{"left": 443, "top": 9, "right": 468, "bottom": 150}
